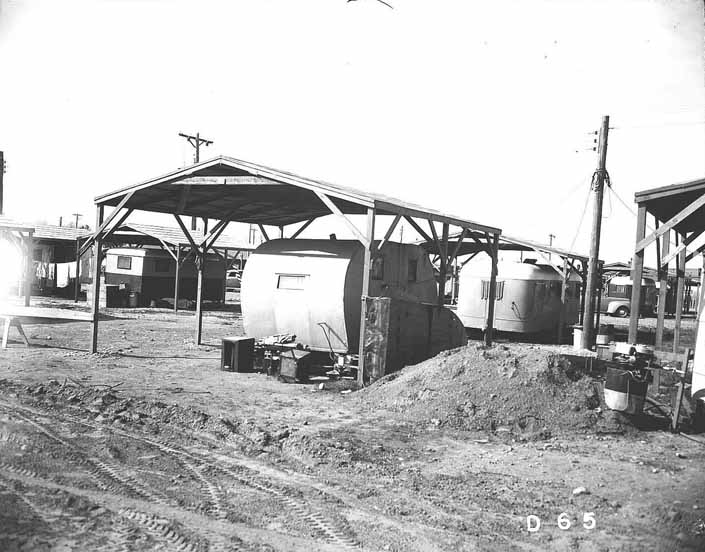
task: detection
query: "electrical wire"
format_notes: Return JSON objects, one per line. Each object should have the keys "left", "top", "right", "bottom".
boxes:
{"left": 569, "top": 184, "right": 592, "bottom": 251}
{"left": 610, "top": 120, "right": 705, "bottom": 131}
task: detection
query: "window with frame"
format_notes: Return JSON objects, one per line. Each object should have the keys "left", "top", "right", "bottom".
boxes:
{"left": 277, "top": 274, "right": 308, "bottom": 290}
{"left": 481, "top": 280, "right": 504, "bottom": 300}
{"left": 116, "top": 256, "right": 132, "bottom": 270}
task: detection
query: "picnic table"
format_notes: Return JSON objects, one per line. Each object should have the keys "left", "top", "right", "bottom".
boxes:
{"left": 1, "top": 306, "right": 93, "bottom": 349}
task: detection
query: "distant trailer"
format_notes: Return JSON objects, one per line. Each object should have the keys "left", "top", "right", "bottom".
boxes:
{"left": 456, "top": 260, "right": 581, "bottom": 334}
{"left": 241, "top": 239, "right": 438, "bottom": 353}
{"left": 103, "top": 247, "right": 225, "bottom": 305}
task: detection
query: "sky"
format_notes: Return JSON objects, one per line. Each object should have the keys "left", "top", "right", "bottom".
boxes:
{"left": 0, "top": 0, "right": 703, "bottom": 264}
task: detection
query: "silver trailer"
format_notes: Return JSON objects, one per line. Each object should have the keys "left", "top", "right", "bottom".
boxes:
{"left": 241, "top": 239, "right": 437, "bottom": 353}
{"left": 456, "top": 259, "right": 581, "bottom": 334}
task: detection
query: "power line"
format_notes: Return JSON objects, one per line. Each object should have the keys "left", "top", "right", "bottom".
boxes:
{"left": 569, "top": 182, "right": 592, "bottom": 251}
{"left": 610, "top": 120, "right": 705, "bottom": 131}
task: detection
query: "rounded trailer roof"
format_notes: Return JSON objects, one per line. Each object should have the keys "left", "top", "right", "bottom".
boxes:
{"left": 609, "top": 276, "right": 657, "bottom": 286}
{"left": 461, "top": 260, "right": 581, "bottom": 281}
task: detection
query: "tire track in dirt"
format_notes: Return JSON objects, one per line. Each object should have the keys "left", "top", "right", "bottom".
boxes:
{"left": 105, "top": 427, "right": 360, "bottom": 549}
{"left": 0, "top": 405, "right": 170, "bottom": 506}
{"left": 0, "top": 400, "right": 355, "bottom": 551}
{"left": 0, "top": 465, "right": 333, "bottom": 552}
{"left": 9, "top": 400, "right": 360, "bottom": 549}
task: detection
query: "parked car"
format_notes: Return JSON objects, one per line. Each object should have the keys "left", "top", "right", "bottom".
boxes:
{"left": 225, "top": 269, "right": 242, "bottom": 291}
{"left": 600, "top": 276, "right": 657, "bottom": 318}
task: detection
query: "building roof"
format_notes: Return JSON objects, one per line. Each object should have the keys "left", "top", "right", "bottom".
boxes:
{"left": 0, "top": 217, "right": 93, "bottom": 242}
{"left": 94, "top": 156, "right": 501, "bottom": 234}
{"left": 32, "top": 224, "right": 91, "bottom": 242}
{"left": 110, "top": 223, "right": 254, "bottom": 251}
{"left": 0, "top": 215, "right": 35, "bottom": 233}
{"left": 634, "top": 176, "right": 705, "bottom": 234}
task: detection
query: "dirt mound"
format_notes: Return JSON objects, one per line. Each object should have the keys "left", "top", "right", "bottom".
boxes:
{"left": 362, "top": 343, "right": 623, "bottom": 438}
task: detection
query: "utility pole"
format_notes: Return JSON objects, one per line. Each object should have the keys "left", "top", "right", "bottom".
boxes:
{"left": 0, "top": 151, "right": 5, "bottom": 215}
{"left": 581, "top": 115, "right": 610, "bottom": 349}
{"left": 178, "top": 132, "right": 213, "bottom": 231}
{"left": 72, "top": 213, "right": 82, "bottom": 229}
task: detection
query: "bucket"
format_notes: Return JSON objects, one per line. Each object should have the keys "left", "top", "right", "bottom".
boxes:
{"left": 128, "top": 291, "right": 140, "bottom": 308}
{"left": 596, "top": 324, "right": 613, "bottom": 345}
{"left": 604, "top": 366, "right": 649, "bottom": 414}
{"left": 573, "top": 327, "right": 583, "bottom": 350}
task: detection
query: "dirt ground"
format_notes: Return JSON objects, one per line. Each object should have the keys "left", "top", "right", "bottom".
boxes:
{"left": 0, "top": 297, "right": 704, "bottom": 551}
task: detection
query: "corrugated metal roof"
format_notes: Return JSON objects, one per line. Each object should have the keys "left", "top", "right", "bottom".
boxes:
{"left": 0, "top": 217, "right": 91, "bottom": 242}
{"left": 32, "top": 225, "right": 91, "bottom": 241}
{"left": 112, "top": 223, "right": 255, "bottom": 250}
{"left": 94, "top": 155, "right": 502, "bottom": 234}
{"left": 0, "top": 216, "right": 35, "bottom": 233}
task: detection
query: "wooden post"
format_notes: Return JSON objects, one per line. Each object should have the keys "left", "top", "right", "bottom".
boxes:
{"left": 673, "top": 242, "right": 686, "bottom": 353}
{"left": 357, "top": 207, "right": 375, "bottom": 386}
{"left": 579, "top": 264, "right": 587, "bottom": 325}
{"left": 582, "top": 115, "right": 610, "bottom": 349}
{"left": 195, "top": 246, "right": 205, "bottom": 345}
{"left": 24, "top": 232, "right": 33, "bottom": 306}
{"left": 594, "top": 261, "right": 603, "bottom": 339}
{"left": 484, "top": 233, "right": 499, "bottom": 346}
{"left": 438, "top": 223, "right": 449, "bottom": 306}
{"left": 628, "top": 204, "right": 648, "bottom": 343}
{"left": 655, "top": 228, "right": 670, "bottom": 348}
{"left": 558, "top": 258, "right": 568, "bottom": 344}
{"left": 90, "top": 205, "right": 104, "bottom": 353}
{"left": 74, "top": 238, "right": 81, "bottom": 302}
{"left": 222, "top": 247, "right": 229, "bottom": 303}
{"left": 173, "top": 246, "right": 181, "bottom": 313}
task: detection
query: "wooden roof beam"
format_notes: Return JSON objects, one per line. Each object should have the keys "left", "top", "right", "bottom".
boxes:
{"left": 635, "top": 192, "right": 705, "bottom": 253}
{"left": 257, "top": 224, "right": 270, "bottom": 242}
{"left": 177, "top": 176, "right": 281, "bottom": 186}
{"left": 79, "top": 191, "right": 135, "bottom": 257}
{"left": 289, "top": 217, "right": 317, "bottom": 239}
{"left": 403, "top": 216, "right": 432, "bottom": 243}
{"left": 316, "top": 192, "right": 370, "bottom": 248}
{"left": 661, "top": 229, "right": 705, "bottom": 267}
{"left": 377, "top": 214, "right": 402, "bottom": 252}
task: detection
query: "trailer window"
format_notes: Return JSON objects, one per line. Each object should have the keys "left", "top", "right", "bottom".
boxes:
{"left": 116, "top": 256, "right": 132, "bottom": 270}
{"left": 481, "top": 280, "right": 504, "bottom": 301}
{"left": 407, "top": 259, "right": 417, "bottom": 283}
{"left": 154, "top": 259, "right": 171, "bottom": 273}
{"left": 277, "top": 274, "right": 308, "bottom": 290}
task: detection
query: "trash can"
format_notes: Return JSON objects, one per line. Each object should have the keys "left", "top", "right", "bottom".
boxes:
{"left": 604, "top": 365, "right": 649, "bottom": 414}
{"left": 596, "top": 324, "right": 614, "bottom": 345}
{"left": 572, "top": 326, "right": 583, "bottom": 350}
{"left": 128, "top": 291, "right": 140, "bottom": 308}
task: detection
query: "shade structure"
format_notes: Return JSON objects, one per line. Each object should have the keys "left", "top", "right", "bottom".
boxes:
{"left": 86, "top": 155, "right": 503, "bottom": 382}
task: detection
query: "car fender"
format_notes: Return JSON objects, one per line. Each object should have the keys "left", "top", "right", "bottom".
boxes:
{"left": 606, "top": 301, "right": 628, "bottom": 315}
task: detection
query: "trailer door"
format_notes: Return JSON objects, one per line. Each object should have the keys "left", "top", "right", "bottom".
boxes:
{"left": 273, "top": 273, "right": 311, "bottom": 342}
